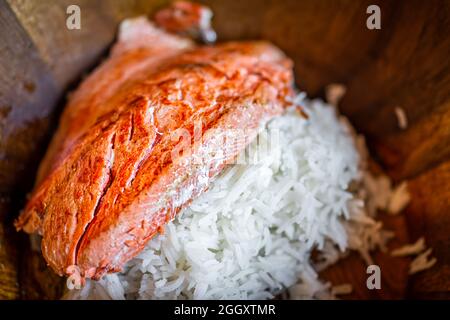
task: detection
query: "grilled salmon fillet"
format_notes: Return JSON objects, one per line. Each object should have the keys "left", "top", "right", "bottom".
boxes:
{"left": 15, "top": 5, "right": 295, "bottom": 280}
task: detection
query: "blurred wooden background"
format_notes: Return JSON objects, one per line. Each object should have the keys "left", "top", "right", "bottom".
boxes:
{"left": 0, "top": 0, "right": 448, "bottom": 299}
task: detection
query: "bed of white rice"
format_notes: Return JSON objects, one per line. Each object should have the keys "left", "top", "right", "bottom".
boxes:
{"left": 65, "top": 97, "right": 394, "bottom": 300}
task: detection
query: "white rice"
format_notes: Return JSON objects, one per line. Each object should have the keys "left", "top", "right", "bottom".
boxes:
{"left": 395, "top": 107, "right": 408, "bottom": 129}
{"left": 331, "top": 283, "right": 353, "bottom": 296}
{"left": 325, "top": 83, "right": 347, "bottom": 107}
{"left": 65, "top": 97, "right": 399, "bottom": 300}
{"left": 391, "top": 237, "right": 437, "bottom": 275}
{"left": 387, "top": 182, "right": 411, "bottom": 215}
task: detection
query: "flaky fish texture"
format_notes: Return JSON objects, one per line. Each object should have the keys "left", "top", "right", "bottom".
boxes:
{"left": 15, "top": 3, "right": 294, "bottom": 280}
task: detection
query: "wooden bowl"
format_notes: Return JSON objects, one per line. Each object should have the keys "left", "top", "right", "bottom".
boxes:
{"left": 0, "top": 0, "right": 448, "bottom": 299}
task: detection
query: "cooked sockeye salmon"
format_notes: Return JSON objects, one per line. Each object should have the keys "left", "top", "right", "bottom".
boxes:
{"left": 15, "top": 2, "right": 295, "bottom": 280}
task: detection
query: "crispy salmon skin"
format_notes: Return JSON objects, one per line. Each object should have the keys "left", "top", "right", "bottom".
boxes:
{"left": 15, "top": 4, "right": 295, "bottom": 280}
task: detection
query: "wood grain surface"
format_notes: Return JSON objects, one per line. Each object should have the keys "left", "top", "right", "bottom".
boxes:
{"left": 0, "top": 0, "right": 448, "bottom": 299}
